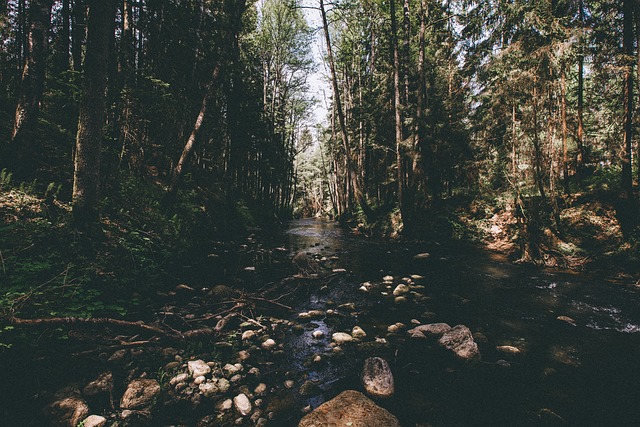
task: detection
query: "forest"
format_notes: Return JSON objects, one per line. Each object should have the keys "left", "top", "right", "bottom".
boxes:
{"left": 1, "top": 0, "right": 640, "bottom": 426}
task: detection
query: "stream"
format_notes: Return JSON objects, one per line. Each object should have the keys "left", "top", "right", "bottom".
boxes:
{"left": 3, "top": 218, "right": 640, "bottom": 426}
{"left": 275, "top": 218, "right": 640, "bottom": 426}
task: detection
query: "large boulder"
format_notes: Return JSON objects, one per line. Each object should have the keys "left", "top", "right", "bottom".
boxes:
{"left": 299, "top": 390, "right": 400, "bottom": 427}
{"left": 438, "top": 325, "right": 480, "bottom": 361}
{"left": 44, "top": 397, "right": 90, "bottom": 427}
{"left": 362, "top": 357, "right": 394, "bottom": 399}
{"left": 120, "top": 379, "right": 161, "bottom": 410}
{"left": 408, "top": 323, "right": 452, "bottom": 339}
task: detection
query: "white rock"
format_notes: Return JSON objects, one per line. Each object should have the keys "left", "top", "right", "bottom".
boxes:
{"left": 194, "top": 376, "right": 206, "bottom": 385}
{"left": 332, "top": 332, "right": 353, "bottom": 344}
{"left": 383, "top": 275, "right": 394, "bottom": 282}
{"left": 199, "top": 382, "right": 219, "bottom": 397}
{"left": 188, "top": 360, "right": 211, "bottom": 378}
{"left": 224, "top": 363, "right": 240, "bottom": 375}
{"left": 333, "top": 268, "right": 347, "bottom": 273}
{"left": 234, "top": 393, "right": 252, "bottom": 416}
{"left": 242, "top": 330, "right": 257, "bottom": 341}
{"left": 254, "top": 383, "right": 267, "bottom": 395}
{"left": 261, "top": 338, "right": 276, "bottom": 350}
{"left": 352, "top": 326, "right": 367, "bottom": 341}
{"left": 82, "top": 415, "right": 107, "bottom": 427}
{"left": 218, "top": 398, "right": 233, "bottom": 411}
{"left": 169, "top": 373, "right": 189, "bottom": 386}
{"left": 284, "top": 380, "right": 295, "bottom": 389}
{"left": 312, "top": 330, "right": 324, "bottom": 339}
{"left": 120, "top": 379, "right": 160, "bottom": 410}
{"left": 217, "top": 377, "right": 231, "bottom": 393}
{"left": 414, "top": 252, "right": 430, "bottom": 260}
{"left": 393, "top": 284, "right": 410, "bottom": 296}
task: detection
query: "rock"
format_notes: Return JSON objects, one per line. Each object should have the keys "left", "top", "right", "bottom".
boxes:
{"left": 413, "top": 252, "right": 431, "bottom": 260}
{"left": 218, "top": 398, "right": 234, "bottom": 411}
{"left": 333, "top": 268, "right": 347, "bottom": 273}
{"left": 199, "top": 382, "right": 219, "bottom": 397}
{"left": 557, "top": 315, "right": 577, "bottom": 326}
{"left": 298, "top": 310, "right": 325, "bottom": 319}
{"left": 410, "top": 274, "right": 425, "bottom": 280}
{"left": 394, "top": 296, "right": 407, "bottom": 304}
{"left": 194, "top": 375, "right": 206, "bottom": 385}
{"left": 223, "top": 363, "right": 241, "bottom": 376}
{"left": 284, "top": 380, "right": 295, "bottom": 389}
{"left": 237, "top": 350, "right": 251, "bottom": 361}
{"left": 170, "top": 373, "right": 189, "bottom": 386}
{"left": 408, "top": 323, "right": 451, "bottom": 339}
{"left": 496, "top": 345, "right": 522, "bottom": 355}
{"left": 83, "top": 372, "right": 113, "bottom": 397}
{"left": 438, "top": 325, "right": 480, "bottom": 361}
{"left": 233, "top": 393, "right": 252, "bottom": 416}
{"left": 392, "top": 284, "right": 410, "bottom": 296}
{"left": 332, "top": 332, "right": 353, "bottom": 344}
{"left": 312, "top": 330, "right": 324, "bottom": 339}
{"left": 254, "top": 383, "right": 267, "bottom": 395}
{"left": 382, "top": 275, "right": 394, "bottom": 282}
{"left": 188, "top": 360, "right": 211, "bottom": 378}
{"left": 82, "top": 415, "right": 107, "bottom": 427}
{"left": 362, "top": 357, "right": 395, "bottom": 399}
{"left": 299, "top": 380, "right": 321, "bottom": 397}
{"left": 217, "top": 378, "right": 231, "bottom": 393}
{"left": 352, "top": 326, "right": 367, "bottom": 341}
{"left": 45, "top": 397, "right": 90, "bottom": 427}
{"left": 386, "top": 323, "right": 405, "bottom": 334}
{"left": 120, "top": 379, "right": 161, "bottom": 410}
{"left": 242, "top": 330, "right": 257, "bottom": 341}
{"left": 262, "top": 338, "right": 277, "bottom": 350}
{"left": 299, "top": 390, "right": 400, "bottom": 427}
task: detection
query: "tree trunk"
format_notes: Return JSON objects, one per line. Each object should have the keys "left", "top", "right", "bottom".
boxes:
{"left": 72, "top": 0, "right": 115, "bottom": 226}
{"left": 391, "top": 0, "right": 408, "bottom": 230}
{"left": 11, "top": 0, "right": 54, "bottom": 144}
{"left": 561, "top": 69, "right": 569, "bottom": 194}
{"left": 622, "top": 0, "right": 634, "bottom": 197}
{"left": 319, "top": 0, "right": 371, "bottom": 219}
{"left": 72, "top": 0, "right": 85, "bottom": 72}
{"left": 576, "top": 0, "right": 586, "bottom": 175}
{"left": 55, "top": 0, "right": 71, "bottom": 73}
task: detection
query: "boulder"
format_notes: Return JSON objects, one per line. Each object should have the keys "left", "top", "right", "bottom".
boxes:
{"left": 120, "top": 379, "right": 161, "bottom": 410}
{"left": 298, "top": 390, "right": 400, "bottom": 427}
{"left": 188, "top": 359, "right": 211, "bottom": 378}
{"left": 44, "top": 397, "right": 89, "bottom": 427}
{"left": 408, "top": 323, "right": 451, "bottom": 339}
{"left": 362, "top": 357, "right": 394, "bottom": 399}
{"left": 438, "top": 325, "right": 480, "bottom": 361}
{"left": 83, "top": 372, "right": 113, "bottom": 397}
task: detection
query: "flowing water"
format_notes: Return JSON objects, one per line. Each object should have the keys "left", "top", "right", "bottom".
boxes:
{"left": 276, "top": 218, "right": 640, "bottom": 426}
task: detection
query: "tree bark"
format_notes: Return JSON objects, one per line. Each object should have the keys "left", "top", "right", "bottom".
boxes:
{"left": 72, "top": 0, "right": 115, "bottom": 226}
{"left": 561, "top": 69, "right": 569, "bottom": 194}
{"left": 11, "top": 0, "right": 54, "bottom": 144}
{"left": 576, "top": 0, "right": 586, "bottom": 175}
{"left": 72, "top": 0, "right": 85, "bottom": 72}
{"left": 622, "top": 0, "right": 634, "bottom": 197}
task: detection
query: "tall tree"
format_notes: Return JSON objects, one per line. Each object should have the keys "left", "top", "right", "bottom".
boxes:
{"left": 72, "top": 0, "right": 116, "bottom": 225}
{"left": 11, "top": 0, "right": 54, "bottom": 144}
{"left": 621, "top": 0, "right": 634, "bottom": 197}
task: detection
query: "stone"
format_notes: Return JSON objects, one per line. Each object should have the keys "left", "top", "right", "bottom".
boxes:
{"left": 438, "top": 325, "right": 480, "bottom": 361}
{"left": 332, "top": 332, "right": 353, "bottom": 344}
{"left": 233, "top": 393, "right": 252, "bottom": 416}
{"left": 413, "top": 253, "right": 431, "bottom": 260}
{"left": 262, "top": 338, "right": 277, "bottom": 350}
{"left": 195, "top": 375, "right": 207, "bottom": 385}
{"left": 217, "top": 378, "right": 231, "bottom": 393}
{"left": 284, "top": 380, "right": 295, "bottom": 389}
{"left": 299, "top": 380, "right": 321, "bottom": 397}
{"left": 410, "top": 274, "right": 425, "bottom": 280}
{"left": 242, "top": 330, "right": 257, "bottom": 341}
{"left": 387, "top": 323, "right": 405, "bottom": 334}
{"left": 298, "top": 310, "right": 325, "bottom": 319}
{"left": 223, "top": 363, "right": 241, "bottom": 376}
{"left": 362, "top": 357, "right": 394, "bottom": 399}
{"left": 382, "top": 275, "right": 394, "bottom": 282}
{"left": 83, "top": 372, "right": 113, "bottom": 397}
{"left": 394, "top": 296, "right": 408, "bottom": 304}
{"left": 45, "top": 397, "right": 89, "bottom": 427}
{"left": 497, "top": 345, "right": 522, "bottom": 355}
{"left": 170, "top": 373, "right": 190, "bottom": 386}
{"left": 312, "top": 330, "right": 324, "bottom": 339}
{"left": 82, "top": 415, "right": 107, "bottom": 427}
{"left": 392, "top": 284, "right": 410, "bottom": 296}
{"left": 188, "top": 360, "right": 211, "bottom": 378}
{"left": 557, "top": 315, "right": 577, "bottom": 326}
{"left": 298, "top": 390, "right": 400, "bottom": 427}
{"left": 352, "top": 326, "right": 367, "bottom": 341}
{"left": 254, "top": 383, "right": 267, "bottom": 395}
{"left": 333, "top": 268, "right": 347, "bottom": 273}
{"left": 199, "top": 382, "right": 219, "bottom": 397}
{"left": 238, "top": 350, "right": 251, "bottom": 361}
{"left": 408, "top": 323, "right": 452, "bottom": 339}
{"left": 120, "top": 379, "right": 161, "bottom": 410}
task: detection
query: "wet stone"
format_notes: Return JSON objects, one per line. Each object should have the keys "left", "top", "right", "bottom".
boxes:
{"left": 362, "top": 357, "right": 395, "bottom": 399}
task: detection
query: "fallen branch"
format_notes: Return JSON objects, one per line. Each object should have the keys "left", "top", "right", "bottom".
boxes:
{"left": 10, "top": 316, "right": 166, "bottom": 335}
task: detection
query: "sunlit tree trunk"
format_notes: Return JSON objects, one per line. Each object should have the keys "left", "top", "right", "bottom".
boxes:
{"left": 576, "top": 0, "right": 586, "bottom": 175}
{"left": 72, "top": 0, "right": 115, "bottom": 226}
{"left": 621, "top": 0, "right": 634, "bottom": 197}
{"left": 11, "top": 0, "right": 54, "bottom": 144}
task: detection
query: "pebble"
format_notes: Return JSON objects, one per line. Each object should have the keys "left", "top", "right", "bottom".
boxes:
{"left": 188, "top": 360, "right": 211, "bottom": 378}
{"left": 394, "top": 296, "right": 408, "bottom": 304}
{"left": 199, "top": 382, "right": 218, "bottom": 397}
{"left": 233, "top": 393, "right": 252, "bottom": 416}
{"left": 284, "top": 380, "right": 295, "bottom": 389}
{"left": 352, "top": 326, "right": 367, "bottom": 340}
{"left": 393, "top": 284, "right": 410, "bottom": 296}
{"left": 312, "top": 330, "right": 324, "bottom": 339}
{"left": 217, "top": 378, "right": 231, "bottom": 393}
{"left": 262, "top": 339, "right": 276, "bottom": 350}
{"left": 170, "top": 373, "right": 189, "bottom": 386}
{"left": 383, "top": 275, "right": 394, "bottom": 282}
{"left": 82, "top": 415, "right": 107, "bottom": 427}
{"left": 332, "top": 332, "right": 354, "bottom": 344}
{"left": 496, "top": 345, "right": 522, "bottom": 355}
{"left": 218, "top": 398, "right": 233, "bottom": 411}
{"left": 242, "top": 330, "right": 257, "bottom": 341}
{"left": 224, "top": 363, "right": 241, "bottom": 375}
{"left": 194, "top": 376, "right": 206, "bottom": 385}
{"left": 254, "top": 383, "right": 267, "bottom": 395}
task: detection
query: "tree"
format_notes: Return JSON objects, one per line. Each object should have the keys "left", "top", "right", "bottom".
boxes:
{"left": 72, "top": 0, "right": 116, "bottom": 225}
